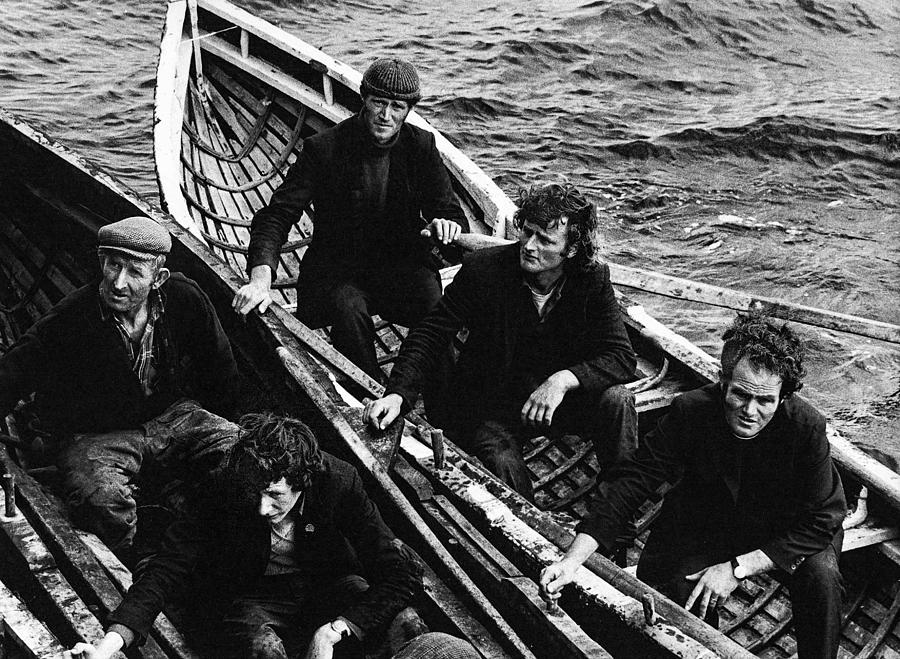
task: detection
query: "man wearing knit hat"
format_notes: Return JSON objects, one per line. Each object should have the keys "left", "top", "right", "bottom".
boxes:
{"left": 0, "top": 216, "right": 240, "bottom": 561}
{"left": 236, "top": 57, "right": 467, "bottom": 384}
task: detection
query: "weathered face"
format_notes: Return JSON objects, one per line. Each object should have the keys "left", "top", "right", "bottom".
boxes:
{"left": 721, "top": 357, "right": 783, "bottom": 439}
{"left": 361, "top": 94, "right": 411, "bottom": 144}
{"left": 98, "top": 252, "right": 166, "bottom": 316}
{"left": 518, "top": 219, "right": 575, "bottom": 278}
{"left": 258, "top": 477, "right": 302, "bottom": 526}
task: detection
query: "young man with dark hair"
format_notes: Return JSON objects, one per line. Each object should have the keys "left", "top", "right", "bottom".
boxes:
{"left": 541, "top": 312, "right": 845, "bottom": 659}
{"left": 70, "top": 412, "right": 422, "bottom": 659}
{"left": 234, "top": 57, "right": 467, "bottom": 382}
{"left": 365, "top": 183, "right": 638, "bottom": 500}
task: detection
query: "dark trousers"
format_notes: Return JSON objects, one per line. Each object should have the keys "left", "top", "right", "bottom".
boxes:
{"left": 297, "top": 264, "right": 443, "bottom": 382}
{"left": 637, "top": 542, "right": 844, "bottom": 659}
{"left": 452, "top": 385, "right": 637, "bottom": 501}
{"left": 221, "top": 574, "right": 368, "bottom": 659}
{"left": 56, "top": 399, "right": 237, "bottom": 556}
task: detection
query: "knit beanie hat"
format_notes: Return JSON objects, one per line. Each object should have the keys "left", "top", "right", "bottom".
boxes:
{"left": 360, "top": 58, "right": 421, "bottom": 105}
{"left": 98, "top": 216, "right": 171, "bottom": 260}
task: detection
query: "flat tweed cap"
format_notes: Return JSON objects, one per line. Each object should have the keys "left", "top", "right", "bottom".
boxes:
{"left": 98, "top": 216, "right": 171, "bottom": 259}
{"left": 361, "top": 58, "right": 421, "bottom": 104}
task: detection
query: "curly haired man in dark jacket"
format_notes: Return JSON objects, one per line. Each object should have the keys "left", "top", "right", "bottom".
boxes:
{"left": 365, "top": 183, "right": 638, "bottom": 500}
{"left": 71, "top": 412, "right": 423, "bottom": 659}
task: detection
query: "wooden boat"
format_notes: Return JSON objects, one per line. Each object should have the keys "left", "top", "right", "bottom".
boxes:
{"left": 150, "top": 2, "right": 900, "bottom": 658}
{"left": 0, "top": 110, "right": 624, "bottom": 658}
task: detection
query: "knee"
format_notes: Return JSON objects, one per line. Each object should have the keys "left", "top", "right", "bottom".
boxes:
{"left": 328, "top": 283, "right": 369, "bottom": 320}
{"left": 248, "top": 631, "right": 287, "bottom": 659}
{"left": 793, "top": 547, "right": 842, "bottom": 593}
{"left": 597, "top": 384, "right": 635, "bottom": 411}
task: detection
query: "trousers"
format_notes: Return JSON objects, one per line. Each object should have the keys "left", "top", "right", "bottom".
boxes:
{"left": 296, "top": 263, "right": 443, "bottom": 382}
{"left": 449, "top": 384, "right": 637, "bottom": 501}
{"left": 637, "top": 541, "right": 844, "bottom": 659}
{"left": 221, "top": 574, "right": 369, "bottom": 659}
{"left": 56, "top": 398, "right": 237, "bottom": 556}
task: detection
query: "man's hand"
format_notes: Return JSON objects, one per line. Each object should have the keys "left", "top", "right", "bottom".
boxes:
{"left": 540, "top": 559, "right": 580, "bottom": 599}
{"left": 67, "top": 631, "right": 124, "bottom": 659}
{"left": 232, "top": 265, "right": 273, "bottom": 316}
{"left": 521, "top": 371, "right": 578, "bottom": 427}
{"left": 684, "top": 561, "right": 740, "bottom": 620}
{"left": 364, "top": 394, "right": 403, "bottom": 430}
{"left": 423, "top": 218, "right": 463, "bottom": 245}
{"left": 304, "top": 623, "right": 342, "bottom": 659}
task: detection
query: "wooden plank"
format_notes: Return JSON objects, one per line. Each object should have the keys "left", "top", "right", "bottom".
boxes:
{"left": 394, "top": 430, "right": 743, "bottom": 658}
{"left": 423, "top": 495, "right": 612, "bottom": 658}
{"left": 0, "top": 497, "right": 115, "bottom": 652}
{"left": 610, "top": 263, "right": 900, "bottom": 345}
{"left": 0, "top": 435, "right": 181, "bottom": 658}
{"left": 154, "top": 0, "right": 204, "bottom": 241}
{"left": 843, "top": 522, "right": 900, "bottom": 552}
{"left": 0, "top": 577, "right": 68, "bottom": 658}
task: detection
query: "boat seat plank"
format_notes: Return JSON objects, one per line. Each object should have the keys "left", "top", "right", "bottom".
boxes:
{"left": 844, "top": 522, "right": 900, "bottom": 553}
{"left": 0, "top": 577, "right": 68, "bottom": 658}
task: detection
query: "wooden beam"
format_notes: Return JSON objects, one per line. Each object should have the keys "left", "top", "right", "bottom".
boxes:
{"left": 610, "top": 263, "right": 900, "bottom": 344}
{"left": 0, "top": 578, "right": 68, "bottom": 658}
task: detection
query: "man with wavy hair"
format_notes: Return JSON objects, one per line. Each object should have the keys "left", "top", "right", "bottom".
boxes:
{"left": 365, "top": 183, "right": 637, "bottom": 500}
{"left": 72, "top": 412, "right": 422, "bottom": 659}
{"left": 541, "top": 313, "right": 845, "bottom": 659}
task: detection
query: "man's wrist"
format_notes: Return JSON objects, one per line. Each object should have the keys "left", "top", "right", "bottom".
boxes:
{"left": 549, "top": 370, "right": 579, "bottom": 392}
{"left": 249, "top": 265, "right": 273, "bottom": 285}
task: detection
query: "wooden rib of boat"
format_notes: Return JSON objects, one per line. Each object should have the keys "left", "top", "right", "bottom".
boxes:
{"left": 151, "top": 2, "right": 900, "bottom": 658}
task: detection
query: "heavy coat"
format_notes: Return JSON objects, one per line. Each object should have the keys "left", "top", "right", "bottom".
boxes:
{"left": 246, "top": 114, "right": 466, "bottom": 290}
{"left": 386, "top": 243, "right": 637, "bottom": 421}
{"left": 577, "top": 383, "right": 846, "bottom": 577}
{"left": 0, "top": 273, "right": 238, "bottom": 434}
{"left": 107, "top": 453, "right": 422, "bottom": 644}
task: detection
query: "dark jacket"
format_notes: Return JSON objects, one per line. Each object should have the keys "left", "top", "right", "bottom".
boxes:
{"left": 0, "top": 274, "right": 238, "bottom": 434}
{"left": 107, "top": 453, "right": 422, "bottom": 644}
{"left": 387, "top": 243, "right": 637, "bottom": 420}
{"left": 246, "top": 114, "right": 466, "bottom": 287}
{"left": 577, "top": 383, "right": 846, "bottom": 576}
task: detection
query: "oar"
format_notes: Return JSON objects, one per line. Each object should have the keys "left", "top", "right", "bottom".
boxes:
{"left": 430, "top": 230, "right": 900, "bottom": 344}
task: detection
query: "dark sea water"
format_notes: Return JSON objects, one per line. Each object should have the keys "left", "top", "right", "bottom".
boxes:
{"left": 0, "top": 0, "right": 897, "bottom": 453}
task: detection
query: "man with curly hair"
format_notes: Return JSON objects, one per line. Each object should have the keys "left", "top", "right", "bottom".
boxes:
{"left": 541, "top": 313, "right": 845, "bottom": 659}
{"left": 365, "top": 183, "right": 638, "bottom": 500}
{"left": 71, "top": 412, "right": 423, "bottom": 659}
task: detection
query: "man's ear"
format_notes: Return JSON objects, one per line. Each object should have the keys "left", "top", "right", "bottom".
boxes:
{"left": 153, "top": 267, "right": 171, "bottom": 289}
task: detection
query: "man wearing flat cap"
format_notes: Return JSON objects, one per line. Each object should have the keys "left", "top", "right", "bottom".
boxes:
{"left": 0, "top": 216, "right": 240, "bottom": 561}
{"left": 235, "top": 57, "right": 467, "bottom": 384}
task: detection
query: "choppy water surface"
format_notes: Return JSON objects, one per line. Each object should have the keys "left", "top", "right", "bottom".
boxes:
{"left": 1, "top": 0, "right": 897, "bottom": 453}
